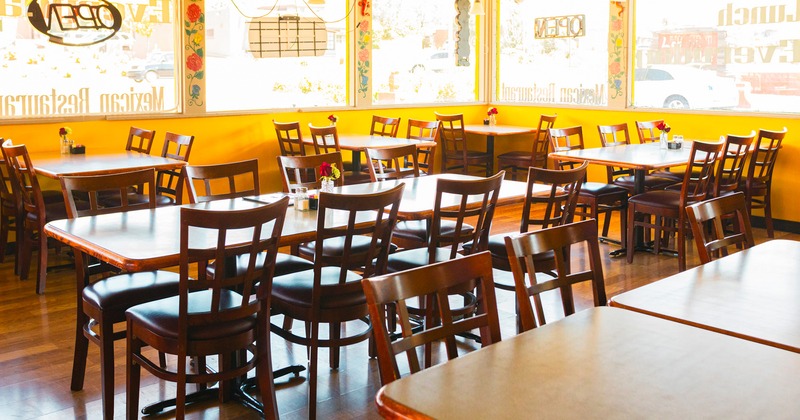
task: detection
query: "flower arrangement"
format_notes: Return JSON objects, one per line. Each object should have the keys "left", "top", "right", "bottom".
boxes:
{"left": 59, "top": 126, "right": 72, "bottom": 138}
{"left": 320, "top": 161, "right": 340, "bottom": 182}
{"left": 328, "top": 114, "right": 338, "bottom": 124}
{"left": 487, "top": 107, "right": 498, "bottom": 117}
{"left": 655, "top": 121, "right": 671, "bottom": 133}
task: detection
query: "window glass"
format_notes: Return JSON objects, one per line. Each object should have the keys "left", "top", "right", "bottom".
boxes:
{"left": 204, "top": 0, "right": 346, "bottom": 111}
{"left": 633, "top": 0, "right": 800, "bottom": 113}
{"left": 372, "top": 0, "right": 477, "bottom": 104}
{"left": 0, "top": 0, "right": 177, "bottom": 118}
{"left": 496, "top": 1, "right": 609, "bottom": 106}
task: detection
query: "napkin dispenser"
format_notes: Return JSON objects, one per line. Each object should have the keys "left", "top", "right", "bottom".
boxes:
{"left": 70, "top": 144, "right": 86, "bottom": 154}
{"left": 667, "top": 142, "right": 682, "bottom": 150}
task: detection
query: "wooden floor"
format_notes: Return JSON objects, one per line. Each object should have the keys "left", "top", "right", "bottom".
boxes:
{"left": 0, "top": 202, "right": 796, "bottom": 419}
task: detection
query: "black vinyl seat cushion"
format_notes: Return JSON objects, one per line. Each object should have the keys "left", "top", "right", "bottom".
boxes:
{"left": 83, "top": 271, "right": 181, "bottom": 314}
{"left": 207, "top": 253, "right": 314, "bottom": 279}
{"left": 299, "top": 236, "right": 397, "bottom": 259}
{"left": 386, "top": 247, "right": 463, "bottom": 273}
{"left": 392, "top": 220, "right": 474, "bottom": 244}
{"left": 272, "top": 266, "right": 364, "bottom": 309}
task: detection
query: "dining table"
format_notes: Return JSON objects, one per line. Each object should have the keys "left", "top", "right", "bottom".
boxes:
{"left": 610, "top": 239, "right": 800, "bottom": 353}
{"left": 32, "top": 151, "right": 187, "bottom": 179}
{"left": 376, "top": 307, "right": 800, "bottom": 419}
{"left": 464, "top": 124, "right": 537, "bottom": 174}
{"left": 304, "top": 134, "right": 437, "bottom": 173}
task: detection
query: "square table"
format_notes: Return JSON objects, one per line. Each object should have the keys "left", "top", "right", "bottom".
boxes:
{"left": 610, "top": 239, "right": 800, "bottom": 353}
{"left": 304, "top": 134, "right": 436, "bottom": 173}
{"left": 464, "top": 124, "right": 537, "bottom": 174}
{"left": 376, "top": 307, "right": 800, "bottom": 419}
{"left": 33, "top": 151, "right": 187, "bottom": 179}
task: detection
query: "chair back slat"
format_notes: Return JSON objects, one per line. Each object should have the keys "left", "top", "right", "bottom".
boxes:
{"left": 126, "top": 126, "right": 156, "bottom": 154}
{"left": 309, "top": 124, "right": 341, "bottom": 155}
{"left": 434, "top": 113, "right": 468, "bottom": 161}
{"left": 747, "top": 127, "right": 786, "bottom": 183}
{"left": 274, "top": 121, "right": 306, "bottom": 157}
{"left": 531, "top": 114, "right": 557, "bottom": 168}
{"left": 521, "top": 163, "right": 586, "bottom": 232}
{"left": 183, "top": 159, "right": 259, "bottom": 203}
{"left": 634, "top": 120, "right": 664, "bottom": 144}
{"left": 1, "top": 140, "right": 46, "bottom": 221}
{"left": 681, "top": 141, "right": 725, "bottom": 206}
{"left": 597, "top": 123, "right": 634, "bottom": 183}
{"left": 686, "top": 192, "right": 754, "bottom": 264}
{"left": 406, "top": 119, "right": 439, "bottom": 175}
{"left": 715, "top": 132, "right": 755, "bottom": 196}
{"left": 370, "top": 115, "right": 402, "bottom": 138}
{"left": 156, "top": 132, "right": 194, "bottom": 204}
{"left": 365, "top": 145, "right": 419, "bottom": 182}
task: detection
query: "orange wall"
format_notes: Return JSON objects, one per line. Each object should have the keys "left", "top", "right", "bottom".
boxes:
{"left": 2, "top": 105, "right": 797, "bottom": 222}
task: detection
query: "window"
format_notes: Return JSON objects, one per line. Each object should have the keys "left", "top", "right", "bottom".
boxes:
{"left": 633, "top": 0, "right": 800, "bottom": 113}
{"left": 204, "top": 0, "right": 347, "bottom": 112}
{"left": 371, "top": 0, "right": 478, "bottom": 104}
{"left": 0, "top": 0, "right": 178, "bottom": 118}
{"left": 496, "top": 1, "right": 609, "bottom": 106}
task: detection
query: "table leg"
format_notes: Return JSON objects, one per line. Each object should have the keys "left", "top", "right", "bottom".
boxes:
{"left": 487, "top": 135, "right": 495, "bottom": 175}
{"left": 351, "top": 150, "right": 362, "bottom": 173}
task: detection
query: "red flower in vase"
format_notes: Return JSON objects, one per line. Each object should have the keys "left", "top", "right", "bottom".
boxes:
{"left": 656, "top": 121, "right": 671, "bottom": 133}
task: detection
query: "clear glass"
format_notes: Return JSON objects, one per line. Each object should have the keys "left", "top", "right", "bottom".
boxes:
{"left": 372, "top": 0, "right": 477, "bottom": 104}
{"left": 204, "top": 0, "right": 347, "bottom": 111}
{"left": 496, "top": 1, "right": 609, "bottom": 106}
{"left": 633, "top": 0, "right": 800, "bottom": 113}
{"left": 294, "top": 186, "right": 310, "bottom": 211}
{"left": 0, "top": 1, "right": 177, "bottom": 118}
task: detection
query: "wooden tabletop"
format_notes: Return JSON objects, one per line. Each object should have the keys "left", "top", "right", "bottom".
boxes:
{"left": 377, "top": 307, "right": 800, "bottom": 419}
{"left": 610, "top": 239, "right": 800, "bottom": 353}
{"left": 463, "top": 124, "right": 536, "bottom": 137}
{"left": 305, "top": 134, "right": 436, "bottom": 151}
{"left": 44, "top": 175, "right": 528, "bottom": 272}
{"left": 33, "top": 152, "right": 187, "bottom": 179}
{"left": 548, "top": 141, "right": 693, "bottom": 171}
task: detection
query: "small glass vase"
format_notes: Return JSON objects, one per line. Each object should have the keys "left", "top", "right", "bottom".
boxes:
{"left": 320, "top": 179, "right": 335, "bottom": 193}
{"left": 489, "top": 114, "right": 497, "bottom": 126}
{"left": 60, "top": 135, "right": 70, "bottom": 154}
{"left": 659, "top": 132, "right": 668, "bottom": 149}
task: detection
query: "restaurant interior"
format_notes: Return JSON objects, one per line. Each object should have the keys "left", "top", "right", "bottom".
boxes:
{"left": 1, "top": 0, "right": 800, "bottom": 418}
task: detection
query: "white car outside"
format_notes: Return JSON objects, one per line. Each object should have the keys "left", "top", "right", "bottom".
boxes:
{"left": 634, "top": 65, "right": 740, "bottom": 110}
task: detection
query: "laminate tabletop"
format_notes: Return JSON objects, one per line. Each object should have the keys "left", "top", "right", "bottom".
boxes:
{"left": 549, "top": 141, "right": 694, "bottom": 171}
{"left": 33, "top": 152, "right": 186, "bottom": 179}
{"left": 610, "top": 239, "right": 800, "bottom": 353}
{"left": 305, "top": 134, "right": 436, "bottom": 151}
{"left": 377, "top": 307, "right": 800, "bottom": 419}
{"left": 463, "top": 124, "right": 537, "bottom": 137}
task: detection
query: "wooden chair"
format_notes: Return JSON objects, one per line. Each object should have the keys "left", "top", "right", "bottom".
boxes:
{"left": 365, "top": 145, "right": 419, "bottom": 182}
{"left": 435, "top": 112, "right": 492, "bottom": 177}
{"left": 635, "top": 120, "right": 682, "bottom": 181}
{"left": 0, "top": 151, "right": 18, "bottom": 268}
{"left": 183, "top": 159, "right": 259, "bottom": 203}
{"left": 126, "top": 198, "right": 289, "bottom": 419}
{"left": 1, "top": 140, "right": 70, "bottom": 294}
{"left": 550, "top": 126, "right": 629, "bottom": 247}
{"left": 60, "top": 169, "right": 180, "bottom": 419}
{"left": 125, "top": 126, "right": 156, "bottom": 154}
{"left": 370, "top": 115, "right": 402, "bottom": 137}
{"left": 156, "top": 131, "right": 194, "bottom": 205}
{"left": 406, "top": 119, "right": 439, "bottom": 176}
{"left": 686, "top": 192, "right": 755, "bottom": 264}
{"left": 270, "top": 184, "right": 405, "bottom": 419}
{"left": 308, "top": 123, "right": 370, "bottom": 184}
{"left": 277, "top": 152, "right": 344, "bottom": 193}
{"left": 627, "top": 140, "right": 725, "bottom": 271}
{"left": 274, "top": 120, "right": 306, "bottom": 156}
{"left": 363, "top": 252, "right": 502, "bottom": 385}
{"left": 497, "top": 114, "right": 557, "bottom": 180}
{"left": 505, "top": 219, "right": 608, "bottom": 332}
{"left": 740, "top": 127, "right": 787, "bottom": 238}
{"left": 597, "top": 123, "right": 675, "bottom": 192}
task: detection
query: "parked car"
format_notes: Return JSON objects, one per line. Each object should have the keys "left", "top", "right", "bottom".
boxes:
{"left": 634, "top": 65, "right": 739, "bottom": 110}
{"left": 126, "top": 52, "right": 174, "bottom": 82}
{"left": 410, "top": 51, "right": 450, "bottom": 73}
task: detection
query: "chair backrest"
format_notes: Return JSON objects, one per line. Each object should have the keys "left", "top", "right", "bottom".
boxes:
{"left": 679, "top": 141, "right": 726, "bottom": 208}
{"left": 178, "top": 197, "right": 288, "bottom": 345}
{"left": 549, "top": 126, "right": 585, "bottom": 170}
{"left": 0, "top": 140, "right": 15, "bottom": 210}
{"left": 686, "top": 192, "right": 755, "bottom": 264}
{"left": 715, "top": 131, "right": 756, "bottom": 197}
{"left": 634, "top": 120, "right": 664, "bottom": 144}
{"left": 597, "top": 123, "right": 634, "bottom": 183}
{"left": 308, "top": 123, "right": 340, "bottom": 155}
{"left": 125, "top": 126, "right": 156, "bottom": 154}
{"left": 434, "top": 112, "right": 467, "bottom": 161}
{"left": 362, "top": 251, "right": 501, "bottom": 385}
{"left": 313, "top": 183, "right": 405, "bottom": 282}
{"left": 370, "top": 115, "right": 402, "bottom": 138}
{"left": 183, "top": 159, "right": 259, "bottom": 203}
{"left": 1, "top": 140, "right": 46, "bottom": 221}
{"left": 505, "top": 219, "right": 607, "bottom": 331}
{"left": 277, "top": 152, "right": 344, "bottom": 193}
{"left": 60, "top": 169, "right": 157, "bottom": 218}
{"left": 274, "top": 120, "right": 306, "bottom": 157}
{"left": 429, "top": 171, "right": 504, "bottom": 261}
{"left": 746, "top": 127, "right": 787, "bottom": 186}
{"left": 365, "top": 145, "right": 419, "bottom": 182}
{"left": 520, "top": 163, "right": 586, "bottom": 233}
{"left": 531, "top": 114, "right": 557, "bottom": 168}
{"left": 157, "top": 132, "right": 195, "bottom": 204}
{"left": 406, "top": 119, "right": 439, "bottom": 175}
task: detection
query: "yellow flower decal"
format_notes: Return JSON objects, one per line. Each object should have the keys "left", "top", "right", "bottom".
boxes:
{"left": 193, "top": 33, "right": 203, "bottom": 45}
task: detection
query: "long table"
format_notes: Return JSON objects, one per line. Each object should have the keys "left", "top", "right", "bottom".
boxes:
{"left": 376, "top": 307, "right": 800, "bottom": 419}
{"left": 464, "top": 124, "right": 537, "bottom": 174}
{"left": 610, "top": 239, "right": 800, "bottom": 353}
{"left": 33, "top": 151, "right": 186, "bottom": 179}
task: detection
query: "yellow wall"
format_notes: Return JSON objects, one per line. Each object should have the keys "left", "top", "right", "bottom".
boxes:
{"left": 2, "top": 105, "right": 797, "bottom": 222}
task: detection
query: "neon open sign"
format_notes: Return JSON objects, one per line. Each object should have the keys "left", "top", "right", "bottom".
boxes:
{"left": 27, "top": 0, "right": 122, "bottom": 46}
{"left": 534, "top": 14, "right": 586, "bottom": 39}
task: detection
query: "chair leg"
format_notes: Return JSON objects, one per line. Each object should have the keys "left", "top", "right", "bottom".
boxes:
{"left": 126, "top": 327, "right": 142, "bottom": 419}
{"left": 764, "top": 191, "right": 774, "bottom": 238}
{"left": 19, "top": 228, "right": 32, "bottom": 280}
{"left": 99, "top": 319, "right": 116, "bottom": 420}
{"left": 626, "top": 205, "right": 636, "bottom": 264}
{"left": 257, "top": 319, "right": 278, "bottom": 419}
{"left": 35, "top": 229, "right": 48, "bottom": 294}
{"left": 0, "top": 214, "right": 8, "bottom": 264}
{"left": 678, "top": 219, "right": 687, "bottom": 272}
{"left": 619, "top": 204, "right": 627, "bottom": 250}
{"left": 175, "top": 352, "right": 187, "bottom": 420}
{"left": 308, "top": 321, "right": 320, "bottom": 420}
{"left": 71, "top": 312, "right": 89, "bottom": 391}
{"left": 329, "top": 322, "right": 341, "bottom": 369}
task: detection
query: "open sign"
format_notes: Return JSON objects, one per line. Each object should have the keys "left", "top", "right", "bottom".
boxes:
{"left": 534, "top": 14, "right": 585, "bottom": 39}
{"left": 27, "top": 0, "right": 122, "bottom": 46}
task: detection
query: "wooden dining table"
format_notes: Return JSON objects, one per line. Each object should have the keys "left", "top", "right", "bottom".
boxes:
{"left": 464, "top": 124, "right": 537, "bottom": 174}
{"left": 610, "top": 239, "right": 800, "bottom": 353}
{"left": 32, "top": 151, "right": 187, "bottom": 179}
{"left": 376, "top": 307, "right": 800, "bottom": 419}
{"left": 304, "top": 134, "right": 437, "bottom": 173}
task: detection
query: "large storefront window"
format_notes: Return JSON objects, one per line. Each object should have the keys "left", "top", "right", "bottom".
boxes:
{"left": 204, "top": 0, "right": 347, "bottom": 111}
{"left": 496, "top": 1, "right": 609, "bottom": 106}
{"left": 633, "top": 0, "right": 800, "bottom": 113}
{"left": 372, "top": 0, "right": 477, "bottom": 104}
{"left": 0, "top": 0, "right": 177, "bottom": 118}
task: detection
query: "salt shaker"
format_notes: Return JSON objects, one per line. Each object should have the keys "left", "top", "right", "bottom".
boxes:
{"left": 294, "top": 187, "right": 309, "bottom": 211}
